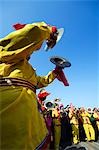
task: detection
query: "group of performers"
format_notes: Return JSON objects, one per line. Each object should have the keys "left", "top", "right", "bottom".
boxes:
{"left": 37, "top": 89, "right": 99, "bottom": 149}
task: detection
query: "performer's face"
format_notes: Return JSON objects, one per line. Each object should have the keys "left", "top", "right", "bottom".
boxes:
{"left": 46, "top": 32, "right": 58, "bottom": 49}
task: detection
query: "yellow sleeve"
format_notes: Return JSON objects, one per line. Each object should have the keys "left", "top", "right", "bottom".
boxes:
{"left": 0, "top": 22, "right": 52, "bottom": 63}
{"left": 36, "top": 71, "right": 57, "bottom": 89}
{"left": 86, "top": 111, "right": 91, "bottom": 117}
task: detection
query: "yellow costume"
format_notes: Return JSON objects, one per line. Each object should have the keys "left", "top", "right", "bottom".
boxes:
{"left": 0, "top": 22, "right": 57, "bottom": 149}
{"left": 69, "top": 111, "right": 79, "bottom": 144}
{"left": 0, "top": 22, "right": 52, "bottom": 63}
{"left": 53, "top": 118, "right": 61, "bottom": 150}
{"left": 81, "top": 111, "right": 95, "bottom": 141}
{"left": 51, "top": 106, "right": 61, "bottom": 150}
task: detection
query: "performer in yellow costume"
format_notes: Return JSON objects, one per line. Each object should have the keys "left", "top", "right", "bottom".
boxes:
{"left": 80, "top": 107, "right": 95, "bottom": 142}
{"left": 69, "top": 108, "right": 79, "bottom": 144}
{"left": 51, "top": 103, "right": 61, "bottom": 150}
{"left": 0, "top": 22, "right": 65, "bottom": 150}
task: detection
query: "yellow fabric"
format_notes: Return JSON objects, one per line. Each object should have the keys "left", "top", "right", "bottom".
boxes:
{"left": 53, "top": 118, "right": 61, "bottom": 150}
{"left": 0, "top": 60, "right": 56, "bottom": 149}
{"left": 69, "top": 112, "right": 79, "bottom": 125}
{"left": 69, "top": 112, "right": 79, "bottom": 144}
{"left": 0, "top": 22, "right": 57, "bottom": 150}
{"left": 0, "top": 59, "right": 56, "bottom": 87}
{"left": 0, "top": 22, "right": 51, "bottom": 63}
{"left": 83, "top": 124, "right": 95, "bottom": 141}
{"left": 52, "top": 108, "right": 59, "bottom": 118}
{"left": 81, "top": 112, "right": 95, "bottom": 141}
{"left": 0, "top": 87, "right": 48, "bottom": 150}
{"left": 81, "top": 111, "right": 91, "bottom": 124}
{"left": 71, "top": 125, "right": 79, "bottom": 144}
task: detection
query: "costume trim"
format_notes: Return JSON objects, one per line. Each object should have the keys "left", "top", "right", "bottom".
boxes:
{"left": 36, "top": 133, "right": 50, "bottom": 150}
{"left": 0, "top": 77, "right": 36, "bottom": 93}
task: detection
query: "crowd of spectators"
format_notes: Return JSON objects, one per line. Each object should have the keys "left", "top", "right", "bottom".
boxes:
{"left": 37, "top": 89, "right": 99, "bottom": 150}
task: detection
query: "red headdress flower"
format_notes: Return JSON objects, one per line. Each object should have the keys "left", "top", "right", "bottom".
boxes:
{"left": 13, "top": 23, "right": 26, "bottom": 30}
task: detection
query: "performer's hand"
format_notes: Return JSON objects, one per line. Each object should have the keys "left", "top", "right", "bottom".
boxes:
{"left": 53, "top": 66, "right": 69, "bottom": 86}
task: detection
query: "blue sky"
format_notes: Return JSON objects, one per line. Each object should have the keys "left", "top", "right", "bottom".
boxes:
{"left": 0, "top": 0, "right": 99, "bottom": 108}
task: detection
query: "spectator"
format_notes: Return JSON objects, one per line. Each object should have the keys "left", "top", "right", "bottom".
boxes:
{"left": 80, "top": 107, "right": 95, "bottom": 142}
{"left": 37, "top": 88, "right": 50, "bottom": 113}
{"left": 69, "top": 107, "right": 80, "bottom": 144}
{"left": 60, "top": 112, "right": 72, "bottom": 149}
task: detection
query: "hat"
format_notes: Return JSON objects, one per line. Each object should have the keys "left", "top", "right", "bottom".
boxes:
{"left": 44, "top": 28, "right": 64, "bottom": 51}
{"left": 87, "top": 108, "right": 93, "bottom": 113}
{"left": 50, "top": 56, "right": 71, "bottom": 68}
{"left": 38, "top": 91, "right": 50, "bottom": 99}
{"left": 45, "top": 101, "right": 54, "bottom": 108}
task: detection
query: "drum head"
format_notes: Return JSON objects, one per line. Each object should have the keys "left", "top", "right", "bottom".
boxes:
{"left": 50, "top": 56, "right": 71, "bottom": 68}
